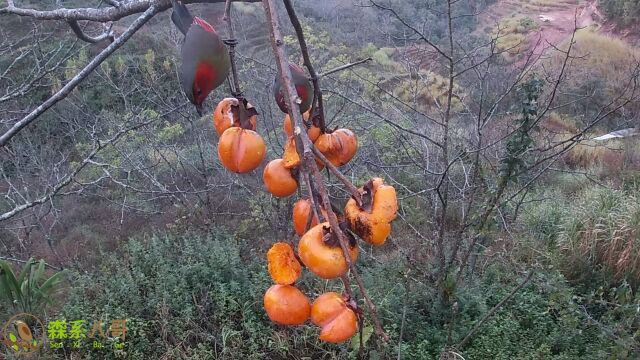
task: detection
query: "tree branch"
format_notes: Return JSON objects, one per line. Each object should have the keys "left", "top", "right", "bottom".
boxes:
{"left": 0, "top": 0, "right": 260, "bottom": 23}
{"left": 67, "top": 20, "right": 114, "bottom": 43}
{"left": 0, "top": 5, "right": 159, "bottom": 147}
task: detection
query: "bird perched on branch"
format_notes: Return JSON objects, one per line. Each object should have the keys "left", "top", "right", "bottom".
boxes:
{"left": 171, "top": 0, "right": 230, "bottom": 116}
{"left": 273, "top": 63, "right": 314, "bottom": 114}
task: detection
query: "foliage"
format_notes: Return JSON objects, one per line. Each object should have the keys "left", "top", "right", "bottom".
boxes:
{"left": 0, "top": 258, "right": 65, "bottom": 316}
{"left": 601, "top": 0, "right": 640, "bottom": 25}
{"left": 28, "top": 229, "right": 627, "bottom": 359}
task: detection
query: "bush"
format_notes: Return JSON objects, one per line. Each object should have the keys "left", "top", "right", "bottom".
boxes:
{"left": 26, "top": 229, "right": 627, "bottom": 359}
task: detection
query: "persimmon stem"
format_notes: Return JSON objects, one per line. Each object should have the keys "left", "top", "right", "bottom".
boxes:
{"left": 223, "top": 0, "right": 254, "bottom": 129}
{"left": 262, "top": 0, "right": 388, "bottom": 342}
{"left": 311, "top": 145, "right": 363, "bottom": 206}
{"left": 223, "top": 0, "right": 241, "bottom": 97}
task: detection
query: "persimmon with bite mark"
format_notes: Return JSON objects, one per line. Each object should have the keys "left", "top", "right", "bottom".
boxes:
{"left": 267, "top": 242, "right": 302, "bottom": 285}
{"left": 213, "top": 98, "right": 257, "bottom": 135}
{"left": 344, "top": 178, "right": 398, "bottom": 245}
{"left": 282, "top": 136, "right": 301, "bottom": 169}
{"left": 315, "top": 129, "right": 358, "bottom": 167}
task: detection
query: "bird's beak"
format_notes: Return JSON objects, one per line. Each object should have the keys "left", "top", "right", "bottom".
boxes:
{"left": 195, "top": 104, "right": 204, "bottom": 117}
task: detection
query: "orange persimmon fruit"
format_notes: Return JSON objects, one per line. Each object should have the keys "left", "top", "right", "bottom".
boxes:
{"left": 311, "top": 292, "right": 358, "bottom": 343}
{"left": 217, "top": 127, "right": 266, "bottom": 173}
{"left": 263, "top": 159, "right": 298, "bottom": 197}
{"left": 213, "top": 98, "right": 257, "bottom": 136}
{"left": 267, "top": 242, "right": 302, "bottom": 285}
{"left": 298, "top": 222, "right": 358, "bottom": 279}
{"left": 344, "top": 177, "right": 398, "bottom": 245}
{"left": 283, "top": 111, "right": 321, "bottom": 142}
{"left": 292, "top": 198, "right": 329, "bottom": 236}
{"left": 314, "top": 128, "right": 358, "bottom": 167}
{"left": 264, "top": 284, "right": 310, "bottom": 325}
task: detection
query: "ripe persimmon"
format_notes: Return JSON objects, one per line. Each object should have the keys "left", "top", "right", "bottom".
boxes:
{"left": 217, "top": 127, "right": 266, "bottom": 173}
{"left": 283, "top": 111, "right": 321, "bottom": 142}
{"left": 293, "top": 198, "right": 328, "bottom": 236}
{"left": 315, "top": 129, "right": 358, "bottom": 167}
{"left": 344, "top": 178, "right": 398, "bottom": 245}
{"left": 213, "top": 98, "right": 257, "bottom": 136}
{"left": 298, "top": 222, "right": 358, "bottom": 279}
{"left": 267, "top": 242, "right": 302, "bottom": 285}
{"left": 264, "top": 284, "right": 310, "bottom": 325}
{"left": 263, "top": 159, "right": 298, "bottom": 197}
{"left": 311, "top": 292, "right": 358, "bottom": 343}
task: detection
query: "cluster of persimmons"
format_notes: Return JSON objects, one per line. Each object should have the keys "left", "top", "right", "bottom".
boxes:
{"left": 210, "top": 66, "right": 398, "bottom": 343}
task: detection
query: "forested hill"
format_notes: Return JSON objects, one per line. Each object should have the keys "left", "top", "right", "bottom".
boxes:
{"left": 1, "top": 0, "right": 640, "bottom": 359}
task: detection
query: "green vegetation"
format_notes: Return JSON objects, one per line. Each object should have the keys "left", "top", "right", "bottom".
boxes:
{"left": 50, "top": 227, "right": 634, "bottom": 359}
{"left": 0, "top": 258, "right": 65, "bottom": 316}
{"left": 2, "top": 0, "right": 640, "bottom": 359}
{"left": 601, "top": 0, "right": 640, "bottom": 25}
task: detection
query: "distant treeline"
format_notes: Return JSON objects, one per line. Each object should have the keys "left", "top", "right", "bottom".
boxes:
{"left": 601, "top": 0, "right": 640, "bottom": 25}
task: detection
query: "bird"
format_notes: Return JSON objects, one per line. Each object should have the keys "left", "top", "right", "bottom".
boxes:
{"left": 273, "top": 63, "right": 314, "bottom": 114}
{"left": 592, "top": 127, "right": 639, "bottom": 141}
{"left": 171, "top": 0, "right": 231, "bottom": 116}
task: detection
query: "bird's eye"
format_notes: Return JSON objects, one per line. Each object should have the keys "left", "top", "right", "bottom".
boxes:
{"left": 195, "top": 88, "right": 202, "bottom": 96}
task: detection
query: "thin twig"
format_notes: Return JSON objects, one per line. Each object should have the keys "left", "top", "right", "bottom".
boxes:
{"left": 311, "top": 145, "right": 362, "bottom": 206}
{"left": 281, "top": 0, "right": 326, "bottom": 131}
{"left": 318, "top": 57, "right": 372, "bottom": 78}
{"left": 0, "top": 5, "right": 159, "bottom": 147}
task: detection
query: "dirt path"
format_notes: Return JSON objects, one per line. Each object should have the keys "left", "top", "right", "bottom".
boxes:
{"left": 525, "top": 1, "right": 601, "bottom": 61}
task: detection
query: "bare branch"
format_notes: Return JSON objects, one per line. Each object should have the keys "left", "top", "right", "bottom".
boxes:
{"left": 0, "top": 0, "right": 260, "bottom": 23}
{"left": 67, "top": 20, "right": 114, "bottom": 43}
{"left": 0, "top": 5, "right": 159, "bottom": 147}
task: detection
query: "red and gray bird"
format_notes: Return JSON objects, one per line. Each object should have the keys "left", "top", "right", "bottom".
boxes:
{"left": 273, "top": 63, "right": 314, "bottom": 114}
{"left": 171, "top": 0, "right": 230, "bottom": 115}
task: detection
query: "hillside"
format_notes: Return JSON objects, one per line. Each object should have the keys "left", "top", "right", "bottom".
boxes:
{"left": 1, "top": 0, "right": 640, "bottom": 359}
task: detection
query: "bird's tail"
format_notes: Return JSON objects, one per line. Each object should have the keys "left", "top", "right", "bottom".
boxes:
{"left": 171, "top": 0, "right": 193, "bottom": 36}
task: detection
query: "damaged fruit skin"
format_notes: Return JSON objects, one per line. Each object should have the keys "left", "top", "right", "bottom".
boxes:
{"left": 217, "top": 127, "right": 266, "bottom": 173}
{"left": 267, "top": 242, "right": 302, "bottom": 285}
{"left": 311, "top": 292, "right": 358, "bottom": 343}
{"left": 282, "top": 136, "right": 301, "bottom": 169}
{"left": 315, "top": 129, "right": 358, "bottom": 167}
{"left": 264, "top": 284, "right": 310, "bottom": 325}
{"left": 298, "top": 222, "right": 358, "bottom": 279}
{"left": 213, "top": 98, "right": 257, "bottom": 135}
{"left": 345, "top": 177, "right": 398, "bottom": 245}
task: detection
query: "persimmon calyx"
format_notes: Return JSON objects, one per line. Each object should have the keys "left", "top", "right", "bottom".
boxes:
{"left": 321, "top": 223, "right": 356, "bottom": 248}
{"left": 232, "top": 98, "right": 259, "bottom": 130}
